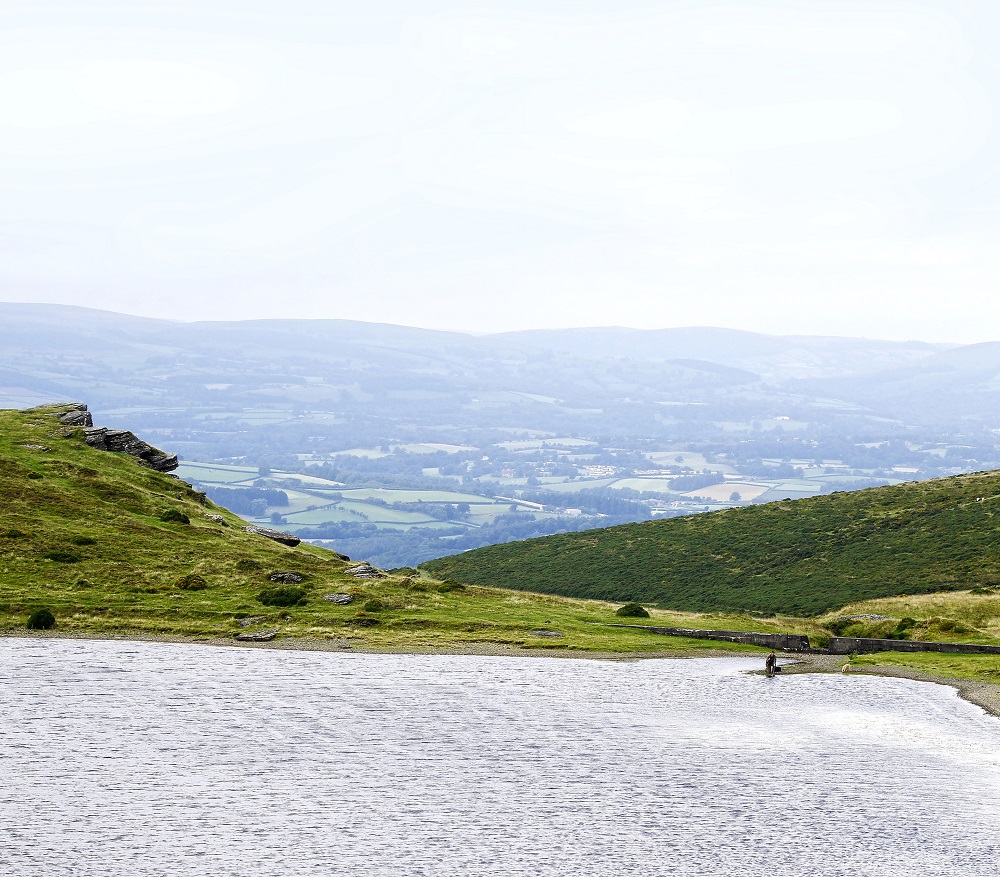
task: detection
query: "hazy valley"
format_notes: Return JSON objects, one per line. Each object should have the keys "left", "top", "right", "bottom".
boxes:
{"left": 4, "top": 303, "right": 1000, "bottom": 567}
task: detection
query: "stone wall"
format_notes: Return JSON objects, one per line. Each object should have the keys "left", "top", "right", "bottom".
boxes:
{"left": 610, "top": 624, "right": 811, "bottom": 651}
{"left": 828, "top": 636, "right": 1000, "bottom": 655}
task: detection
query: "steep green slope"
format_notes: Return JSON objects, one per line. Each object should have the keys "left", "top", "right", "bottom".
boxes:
{"left": 422, "top": 472, "right": 1000, "bottom": 615}
{"left": 0, "top": 404, "right": 791, "bottom": 653}
{"left": 0, "top": 404, "right": 358, "bottom": 636}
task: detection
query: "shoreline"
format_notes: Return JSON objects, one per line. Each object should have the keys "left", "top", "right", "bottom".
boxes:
{"left": 5, "top": 630, "right": 999, "bottom": 718}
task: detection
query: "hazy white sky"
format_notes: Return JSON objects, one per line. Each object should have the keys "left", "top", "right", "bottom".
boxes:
{"left": 1, "top": 0, "right": 998, "bottom": 341}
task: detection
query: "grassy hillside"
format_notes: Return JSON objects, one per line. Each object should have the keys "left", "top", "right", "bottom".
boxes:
{"left": 422, "top": 472, "right": 1000, "bottom": 616}
{"left": 0, "top": 404, "right": 791, "bottom": 653}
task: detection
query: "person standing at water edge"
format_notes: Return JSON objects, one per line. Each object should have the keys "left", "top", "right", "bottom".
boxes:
{"left": 765, "top": 651, "right": 777, "bottom": 676}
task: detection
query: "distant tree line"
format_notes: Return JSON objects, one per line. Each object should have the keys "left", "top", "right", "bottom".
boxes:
{"left": 203, "top": 486, "right": 289, "bottom": 515}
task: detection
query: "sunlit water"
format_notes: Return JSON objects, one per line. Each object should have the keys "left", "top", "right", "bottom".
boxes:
{"left": 2, "top": 639, "right": 999, "bottom": 876}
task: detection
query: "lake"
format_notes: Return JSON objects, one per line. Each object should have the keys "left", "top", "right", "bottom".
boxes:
{"left": 2, "top": 639, "right": 999, "bottom": 876}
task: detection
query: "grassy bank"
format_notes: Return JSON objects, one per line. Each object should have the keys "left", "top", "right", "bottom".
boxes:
{"left": 0, "top": 405, "right": 804, "bottom": 654}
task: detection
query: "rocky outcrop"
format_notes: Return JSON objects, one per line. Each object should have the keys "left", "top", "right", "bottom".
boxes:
{"left": 322, "top": 593, "right": 354, "bottom": 605}
{"left": 345, "top": 562, "right": 385, "bottom": 579}
{"left": 269, "top": 571, "right": 304, "bottom": 583}
{"left": 243, "top": 525, "right": 301, "bottom": 547}
{"left": 82, "top": 426, "right": 178, "bottom": 472}
{"left": 37, "top": 403, "right": 179, "bottom": 472}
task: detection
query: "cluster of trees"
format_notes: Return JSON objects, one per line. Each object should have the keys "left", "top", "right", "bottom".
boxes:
{"left": 202, "top": 486, "right": 289, "bottom": 516}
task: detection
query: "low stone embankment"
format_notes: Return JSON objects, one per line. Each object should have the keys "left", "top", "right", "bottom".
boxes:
{"left": 609, "top": 624, "right": 810, "bottom": 651}
{"left": 828, "top": 637, "right": 1000, "bottom": 655}
{"left": 611, "top": 625, "right": 1000, "bottom": 656}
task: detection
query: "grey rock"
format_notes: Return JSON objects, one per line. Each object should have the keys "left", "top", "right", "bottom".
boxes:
{"left": 237, "top": 616, "right": 267, "bottom": 628}
{"left": 842, "top": 614, "right": 894, "bottom": 621}
{"left": 529, "top": 629, "right": 565, "bottom": 638}
{"left": 82, "top": 426, "right": 178, "bottom": 472}
{"left": 243, "top": 525, "right": 301, "bottom": 547}
{"left": 234, "top": 627, "right": 279, "bottom": 642}
{"left": 322, "top": 593, "right": 354, "bottom": 605}
{"left": 17, "top": 444, "right": 51, "bottom": 452}
{"left": 55, "top": 403, "right": 93, "bottom": 427}
{"left": 345, "top": 562, "right": 385, "bottom": 579}
{"left": 269, "top": 571, "right": 304, "bottom": 584}
{"left": 204, "top": 514, "right": 226, "bottom": 524}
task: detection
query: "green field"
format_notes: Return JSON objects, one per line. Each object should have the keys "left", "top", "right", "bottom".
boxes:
{"left": 176, "top": 461, "right": 540, "bottom": 533}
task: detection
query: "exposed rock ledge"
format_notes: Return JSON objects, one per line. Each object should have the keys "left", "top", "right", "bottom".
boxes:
{"left": 37, "top": 403, "right": 179, "bottom": 473}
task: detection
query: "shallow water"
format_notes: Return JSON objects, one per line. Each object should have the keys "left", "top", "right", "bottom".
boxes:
{"left": 1, "top": 639, "right": 999, "bottom": 876}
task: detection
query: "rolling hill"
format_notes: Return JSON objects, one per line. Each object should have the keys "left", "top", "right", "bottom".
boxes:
{"left": 422, "top": 470, "right": 1000, "bottom": 616}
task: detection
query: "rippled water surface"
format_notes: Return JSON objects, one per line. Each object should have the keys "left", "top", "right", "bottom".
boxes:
{"left": 2, "top": 639, "right": 999, "bottom": 876}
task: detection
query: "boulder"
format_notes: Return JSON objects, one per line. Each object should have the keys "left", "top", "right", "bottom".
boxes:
{"left": 345, "top": 562, "right": 385, "bottom": 579}
{"left": 54, "top": 403, "right": 93, "bottom": 427}
{"left": 322, "top": 593, "right": 354, "bottom": 605}
{"left": 529, "top": 629, "right": 565, "bottom": 638}
{"left": 204, "top": 514, "right": 226, "bottom": 525}
{"left": 243, "top": 525, "right": 300, "bottom": 547}
{"left": 233, "top": 628, "right": 279, "bottom": 642}
{"left": 269, "top": 571, "right": 304, "bottom": 584}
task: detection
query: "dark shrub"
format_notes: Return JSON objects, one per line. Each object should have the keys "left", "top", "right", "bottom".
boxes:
{"left": 176, "top": 574, "right": 208, "bottom": 590}
{"left": 159, "top": 509, "right": 190, "bottom": 524}
{"left": 256, "top": 586, "right": 308, "bottom": 607}
{"left": 407, "top": 582, "right": 428, "bottom": 592}
{"left": 616, "top": 602, "right": 650, "bottom": 618}
{"left": 437, "top": 582, "right": 465, "bottom": 594}
{"left": 349, "top": 613, "right": 380, "bottom": 627}
{"left": 27, "top": 608, "right": 56, "bottom": 630}
{"left": 70, "top": 536, "right": 97, "bottom": 546}
{"left": 362, "top": 598, "right": 385, "bottom": 612}
{"left": 235, "top": 558, "right": 261, "bottom": 571}
{"left": 44, "top": 551, "right": 80, "bottom": 563}
{"left": 27, "top": 472, "right": 43, "bottom": 480}
{"left": 1, "top": 529, "right": 26, "bottom": 539}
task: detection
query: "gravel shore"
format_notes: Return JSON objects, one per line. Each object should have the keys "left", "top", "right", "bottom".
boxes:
{"left": 772, "top": 652, "right": 1000, "bottom": 717}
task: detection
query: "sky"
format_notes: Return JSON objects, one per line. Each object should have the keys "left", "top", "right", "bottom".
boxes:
{"left": 1, "top": 0, "right": 999, "bottom": 342}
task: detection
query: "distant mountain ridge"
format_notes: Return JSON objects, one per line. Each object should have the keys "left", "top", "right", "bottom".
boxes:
{"left": 0, "top": 302, "right": 994, "bottom": 438}
{"left": 495, "top": 325, "right": 948, "bottom": 380}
